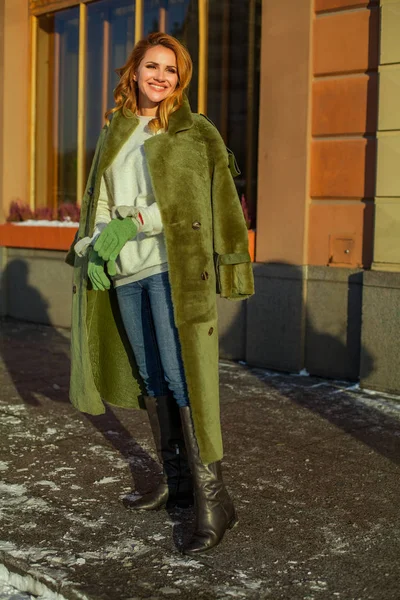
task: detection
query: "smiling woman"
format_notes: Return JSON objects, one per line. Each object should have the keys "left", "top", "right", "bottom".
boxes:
{"left": 68, "top": 31, "right": 254, "bottom": 555}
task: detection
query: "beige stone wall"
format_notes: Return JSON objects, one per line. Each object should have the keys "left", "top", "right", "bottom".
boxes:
{"left": 0, "top": 0, "right": 30, "bottom": 223}
{"left": 373, "top": 0, "right": 400, "bottom": 270}
{"left": 255, "top": 0, "right": 312, "bottom": 265}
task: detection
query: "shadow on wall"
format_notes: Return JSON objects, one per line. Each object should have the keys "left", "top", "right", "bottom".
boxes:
{"left": 219, "top": 262, "right": 400, "bottom": 466}
{"left": 0, "top": 258, "right": 160, "bottom": 495}
{"left": 219, "top": 261, "right": 375, "bottom": 381}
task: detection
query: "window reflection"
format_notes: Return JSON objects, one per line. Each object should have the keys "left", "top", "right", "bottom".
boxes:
{"left": 54, "top": 7, "right": 79, "bottom": 206}
{"left": 208, "top": 0, "right": 261, "bottom": 227}
{"left": 85, "top": 0, "right": 135, "bottom": 180}
{"left": 143, "top": 0, "right": 199, "bottom": 110}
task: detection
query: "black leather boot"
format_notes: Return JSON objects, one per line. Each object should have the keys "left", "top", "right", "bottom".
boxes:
{"left": 179, "top": 406, "right": 238, "bottom": 554}
{"left": 124, "top": 395, "right": 193, "bottom": 510}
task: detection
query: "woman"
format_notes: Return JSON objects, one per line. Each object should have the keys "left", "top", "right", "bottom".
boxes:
{"left": 68, "top": 32, "right": 254, "bottom": 555}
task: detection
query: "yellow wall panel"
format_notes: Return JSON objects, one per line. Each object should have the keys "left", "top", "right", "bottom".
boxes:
{"left": 380, "top": 1, "right": 400, "bottom": 65}
{"left": 378, "top": 65, "right": 400, "bottom": 130}
{"left": 376, "top": 134, "right": 400, "bottom": 197}
{"left": 374, "top": 199, "right": 400, "bottom": 264}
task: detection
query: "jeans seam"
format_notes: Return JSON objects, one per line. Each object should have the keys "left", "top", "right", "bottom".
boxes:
{"left": 143, "top": 291, "right": 166, "bottom": 396}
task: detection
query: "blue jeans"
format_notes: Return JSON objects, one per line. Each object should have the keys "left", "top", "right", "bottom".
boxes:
{"left": 115, "top": 271, "right": 189, "bottom": 407}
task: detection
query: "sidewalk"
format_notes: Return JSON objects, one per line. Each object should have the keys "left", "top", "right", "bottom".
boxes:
{"left": 0, "top": 318, "right": 399, "bottom": 600}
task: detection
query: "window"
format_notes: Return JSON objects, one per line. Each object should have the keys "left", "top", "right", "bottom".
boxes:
{"left": 36, "top": 7, "right": 80, "bottom": 210}
{"left": 143, "top": 1, "right": 199, "bottom": 110}
{"left": 207, "top": 0, "right": 261, "bottom": 227}
{"left": 32, "top": 0, "right": 261, "bottom": 225}
{"left": 85, "top": 0, "right": 136, "bottom": 178}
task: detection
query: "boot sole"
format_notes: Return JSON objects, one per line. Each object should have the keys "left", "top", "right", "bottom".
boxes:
{"left": 123, "top": 497, "right": 194, "bottom": 511}
{"left": 183, "top": 510, "right": 239, "bottom": 555}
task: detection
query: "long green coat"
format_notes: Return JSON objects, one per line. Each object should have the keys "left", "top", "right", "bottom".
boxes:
{"left": 68, "top": 98, "right": 254, "bottom": 464}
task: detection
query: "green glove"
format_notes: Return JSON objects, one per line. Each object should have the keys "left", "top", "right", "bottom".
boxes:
{"left": 87, "top": 247, "right": 111, "bottom": 291}
{"left": 94, "top": 217, "right": 138, "bottom": 261}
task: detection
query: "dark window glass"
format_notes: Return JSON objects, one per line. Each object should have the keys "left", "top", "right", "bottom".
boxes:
{"left": 143, "top": 0, "right": 165, "bottom": 34}
{"left": 208, "top": 0, "right": 261, "bottom": 227}
{"left": 54, "top": 7, "right": 79, "bottom": 206}
{"left": 143, "top": 0, "right": 199, "bottom": 110}
{"left": 85, "top": 1, "right": 135, "bottom": 180}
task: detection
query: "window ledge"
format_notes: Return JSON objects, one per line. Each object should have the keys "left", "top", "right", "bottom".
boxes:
{"left": 0, "top": 223, "right": 77, "bottom": 251}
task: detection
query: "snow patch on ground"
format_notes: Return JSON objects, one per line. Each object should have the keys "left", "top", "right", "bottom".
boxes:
{"left": 0, "top": 483, "right": 27, "bottom": 498}
{"left": 0, "top": 564, "right": 70, "bottom": 600}
{"left": 0, "top": 580, "right": 34, "bottom": 600}
{"left": 296, "top": 368, "right": 310, "bottom": 377}
{"left": 33, "top": 482, "right": 60, "bottom": 491}
{"left": 162, "top": 556, "right": 203, "bottom": 570}
{"left": 93, "top": 476, "right": 120, "bottom": 485}
{"left": 52, "top": 468, "right": 75, "bottom": 473}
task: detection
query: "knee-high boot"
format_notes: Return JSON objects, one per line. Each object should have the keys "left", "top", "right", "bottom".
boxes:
{"left": 179, "top": 406, "right": 238, "bottom": 554}
{"left": 124, "top": 395, "right": 193, "bottom": 510}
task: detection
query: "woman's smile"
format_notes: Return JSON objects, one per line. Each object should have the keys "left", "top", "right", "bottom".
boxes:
{"left": 148, "top": 82, "right": 168, "bottom": 91}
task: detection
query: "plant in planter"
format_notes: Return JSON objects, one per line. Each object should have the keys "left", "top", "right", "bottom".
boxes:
{"left": 5, "top": 200, "right": 81, "bottom": 223}
{"left": 6, "top": 200, "right": 34, "bottom": 222}
{"left": 34, "top": 206, "right": 55, "bottom": 221}
{"left": 57, "top": 203, "right": 81, "bottom": 222}
{"left": 2, "top": 200, "right": 80, "bottom": 251}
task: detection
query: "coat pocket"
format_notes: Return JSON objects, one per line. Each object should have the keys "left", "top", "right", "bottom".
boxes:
{"left": 214, "top": 252, "right": 254, "bottom": 300}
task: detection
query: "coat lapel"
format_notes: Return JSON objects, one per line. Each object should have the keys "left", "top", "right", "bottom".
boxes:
{"left": 143, "top": 97, "right": 195, "bottom": 215}
{"left": 97, "top": 109, "right": 140, "bottom": 176}
{"left": 167, "top": 96, "right": 194, "bottom": 134}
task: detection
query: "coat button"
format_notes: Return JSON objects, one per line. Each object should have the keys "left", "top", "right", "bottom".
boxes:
{"left": 208, "top": 327, "right": 214, "bottom": 336}
{"left": 192, "top": 221, "right": 201, "bottom": 230}
{"left": 201, "top": 271, "right": 209, "bottom": 280}
{"left": 72, "top": 285, "right": 77, "bottom": 294}
{"left": 88, "top": 187, "right": 94, "bottom": 196}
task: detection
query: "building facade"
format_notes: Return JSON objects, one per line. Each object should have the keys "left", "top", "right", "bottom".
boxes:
{"left": 0, "top": 0, "right": 399, "bottom": 393}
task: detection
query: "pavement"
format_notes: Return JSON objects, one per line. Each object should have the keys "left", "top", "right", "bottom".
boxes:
{"left": 0, "top": 318, "right": 400, "bottom": 600}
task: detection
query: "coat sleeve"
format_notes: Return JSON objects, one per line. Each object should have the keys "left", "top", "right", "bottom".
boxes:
{"left": 211, "top": 139, "right": 255, "bottom": 301}
{"left": 65, "top": 125, "right": 109, "bottom": 266}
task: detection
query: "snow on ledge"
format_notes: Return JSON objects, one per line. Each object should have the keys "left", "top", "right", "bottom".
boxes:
{"left": 8, "top": 220, "right": 79, "bottom": 228}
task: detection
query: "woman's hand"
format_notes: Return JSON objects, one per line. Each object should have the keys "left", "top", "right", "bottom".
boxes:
{"left": 87, "top": 247, "right": 111, "bottom": 291}
{"left": 94, "top": 217, "right": 138, "bottom": 261}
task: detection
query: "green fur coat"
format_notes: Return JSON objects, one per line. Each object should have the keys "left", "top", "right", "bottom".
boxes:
{"left": 68, "top": 98, "right": 254, "bottom": 464}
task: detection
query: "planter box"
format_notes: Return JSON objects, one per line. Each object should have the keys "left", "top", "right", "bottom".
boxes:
{"left": 248, "top": 229, "right": 255, "bottom": 262}
{"left": 0, "top": 223, "right": 77, "bottom": 251}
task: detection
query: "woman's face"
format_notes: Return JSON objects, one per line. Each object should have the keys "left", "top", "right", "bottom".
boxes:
{"left": 134, "top": 45, "right": 179, "bottom": 113}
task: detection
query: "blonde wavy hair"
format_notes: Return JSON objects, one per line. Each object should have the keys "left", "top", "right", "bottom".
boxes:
{"left": 106, "top": 32, "right": 193, "bottom": 132}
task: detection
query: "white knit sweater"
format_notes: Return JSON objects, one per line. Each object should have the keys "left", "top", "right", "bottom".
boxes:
{"left": 94, "top": 115, "right": 168, "bottom": 287}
